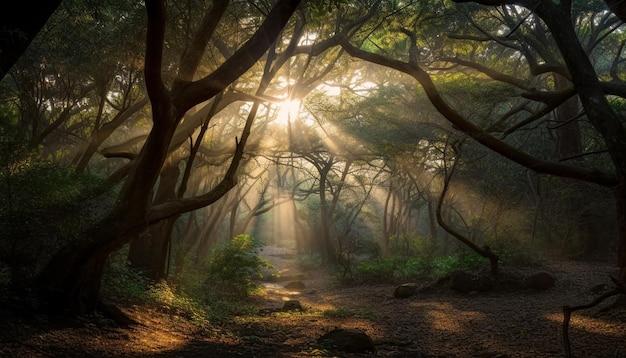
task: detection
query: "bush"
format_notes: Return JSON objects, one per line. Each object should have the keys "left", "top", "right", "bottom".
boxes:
{"left": 205, "top": 234, "right": 272, "bottom": 297}
{"left": 388, "top": 234, "right": 436, "bottom": 258}
{"left": 353, "top": 259, "right": 396, "bottom": 281}
{"left": 102, "top": 247, "right": 151, "bottom": 302}
{"left": 430, "top": 253, "right": 489, "bottom": 277}
{"left": 351, "top": 251, "right": 493, "bottom": 283}
{"left": 0, "top": 141, "right": 112, "bottom": 287}
{"left": 102, "top": 245, "right": 257, "bottom": 326}
{"left": 145, "top": 281, "right": 212, "bottom": 325}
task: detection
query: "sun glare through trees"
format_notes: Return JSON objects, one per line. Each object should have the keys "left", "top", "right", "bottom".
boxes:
{"left": 1, "top": 0, "right": 625, "bottom": 356}
{"left": 274, "top": 98, "right": 302, "bottom": 127}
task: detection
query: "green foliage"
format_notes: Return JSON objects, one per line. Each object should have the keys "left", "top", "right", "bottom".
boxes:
{"left": 388, "top": 234, "right": 437, "bottom": 258}
{"left": 322, "top": 306, "right": 355, "bottom": 318}
{"left": 0, "top": 139, "right": 112, "bottom": 287}
{"left": 349, "top": 234, "right": 441, "bottom": 282}
{"left": 352, "top": 236, "right": 382, "bottom": 259}
{"left": 429, "top": 254, "right": 488, "bottom": 277}
{"left": 205, "top": 234, "right": 273, "bottom": 297}
{"left": 102, "top": 247, "right": 151, "bottom": 302}
{"left": 102, "top": 245, "right": 257, "bottom": 326}
{"left": 352, "top": 251, "right": 493, "bottom": 283}
{"left": 145, "top": 281, "right": 212, "bottom": 326}
{"left": 102, "top": 265, "right": 151, "bottom": 302}
{"left": 353, "top": 259, "right": 396, "bottom": 281}
{"left": 488, "top": 240, "right": 545, "bottom": 267}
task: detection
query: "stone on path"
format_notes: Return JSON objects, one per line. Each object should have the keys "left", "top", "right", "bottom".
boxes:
{"left": 450, "top": 270, "right": 476, "bottom": 293}
{"left": 317, "top": 328, "right": 376, "bottom": 353}
{"left": 281, "top": 300, "right": 303, "bottom": 312}
{"left": 394, "top": 283, "right": 417, "bottom": 298}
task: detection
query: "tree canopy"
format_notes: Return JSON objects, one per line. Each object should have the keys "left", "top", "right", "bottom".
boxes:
{"left": 0, "top": 0, "right": 625, "bottom": 316}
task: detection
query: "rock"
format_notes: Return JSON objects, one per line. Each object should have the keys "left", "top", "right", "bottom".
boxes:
{"left": 284, "top": 281, "right": 306, "bottom": 290}
{"left": 318, "top": 328, "right": 376, "bottom": 353}
{"left": 281, "top": 300, "right": 303, "bottom": 312}
{"left": 475, "top": 275, "right": 494, "bottom": 292}
{"left": 450, "top": 270, "right": 476, "bottom": 293}
{"left": 523, "top": 272, "right": 556, "bottom": 291}
{"left": 394, "top": 283, "right": 418, "bottom": 298}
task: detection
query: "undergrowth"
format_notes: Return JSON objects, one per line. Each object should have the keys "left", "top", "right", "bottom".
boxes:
{"left": 102, "top": 234, "right": 271, "bottom": 327}
{"left": 348, "top": 239, "right": 544, "bottom": 283}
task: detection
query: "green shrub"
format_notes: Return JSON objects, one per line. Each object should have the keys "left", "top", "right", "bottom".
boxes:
{"left": 103, "top": 245, "right": 257, "bottom": 326}
{"left": 353, "top": 259, "right": 396, "bottom": 281}
{"left": 388, "top": 234, "right": 436, "bottom": 258}
{"left": 102, "top": 248, "right": 151, "bottom": 302}
{"left": 145, "top": 281, "right": 211, "bottom": 326}
{"left": 322, "top": 307, "right": 355, "bottom": 318}
{"left": 0, "top": 141, "right": 112, "bottom": 287}
{"left": 351, "top": 250, "right": 495, "bottom": 283}
{"left": 431, "top": 253, "right": 489, "bottom": 277}
{"left": 205, "top": 234, "right": 272, "bottom": 297}
{"left": 488, "top": 240, "right": 545, "bottom": 267}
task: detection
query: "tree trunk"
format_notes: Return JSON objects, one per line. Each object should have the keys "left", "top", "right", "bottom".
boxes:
{"left": 127, "top": 218, "right": 177, "bottom": 281}
{"left": 35, "top": 214, "right": 132, "bottom": 314}
{"left": 616, "top": 182, "right": 626, "bottom": 282}
{"left": 318, "top": 162, "right": 336, "bottom": 261}
{"left": 32, "top": 0, "right": 301, "bottom": 315}
{"left": 554, "top": 74, "right": 582, "bottom": 160}
{"left": 127, "top": 163, "right": 180, "bottom": 281}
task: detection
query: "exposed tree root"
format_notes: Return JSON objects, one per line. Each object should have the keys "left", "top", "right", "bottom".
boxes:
{"left": 562, "top": 276, "right": 625, "bottom": 358}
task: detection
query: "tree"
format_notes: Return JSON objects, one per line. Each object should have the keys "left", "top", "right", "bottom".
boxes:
{"left": 34, "top": 0, "right": 303, "bottom": 314}
{"left": 338, "top": 0, "right": 626, "bottom": 279}
{"left": 3, "top": 1, "right": 148, "bottom": 168}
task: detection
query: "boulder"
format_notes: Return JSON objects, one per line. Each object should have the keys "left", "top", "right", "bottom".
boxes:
{"left": 523, "top": 272, "right": 556, "bottom": 291}
{"left": 281, "top": 300, "right": 303, "bottom": 312}
{"left": 318, "top": 328, "right": 376, "bottom": 353}
{"left": 475, "top": 275, "right": 494, "bottom": 292}
{"left": 394, "top": 283, "right": 418, "bottom": 298}
{"left": 450, "top": 270, "right": 476, "bottom": 293}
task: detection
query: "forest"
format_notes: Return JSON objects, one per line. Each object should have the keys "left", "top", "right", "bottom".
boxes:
{"left": 0, "top": 0, "right": 625, "bottom": 357}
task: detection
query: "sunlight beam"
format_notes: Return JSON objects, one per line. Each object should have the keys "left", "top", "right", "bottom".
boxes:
{"left": 275, "top": 99, "right": 302, "bottom": 126}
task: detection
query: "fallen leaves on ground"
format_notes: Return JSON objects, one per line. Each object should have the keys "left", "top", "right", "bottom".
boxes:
{"left": 1, "top": 251, "right": 624, "bottom": 357}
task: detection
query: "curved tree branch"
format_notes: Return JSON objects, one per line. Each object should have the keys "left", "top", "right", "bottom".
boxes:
{"left": 337, "top": 35, "right": 618, "bottom": 187}
{"left": 436, "top": 145, "right": 499, "bottom": 274}
{"left": 172, "top": 0, "right": 303, "bottom": 114}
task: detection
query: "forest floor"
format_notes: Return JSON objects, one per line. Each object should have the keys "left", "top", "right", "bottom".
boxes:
{"left": 1, "top": 247, "right": 625, "bottom": 358}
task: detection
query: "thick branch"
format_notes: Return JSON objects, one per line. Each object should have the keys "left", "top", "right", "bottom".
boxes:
{"left": 144, "top": 0, "right": 168, "bottom": 112}
{"left": 176, "top": 0, "right": 230, "bottom": 82}
{"left": 173, "top": 0, "right": 302, "bottom": 114}
{"left": 338, "top": 37, "right": 618, "bottom": 187}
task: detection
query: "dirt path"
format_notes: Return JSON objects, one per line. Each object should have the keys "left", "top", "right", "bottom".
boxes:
{"left": 1, "top": 247, "right": 625, "bottom": 357}
{"left": 252, "top": 247, "right": 626, "bottom": 357}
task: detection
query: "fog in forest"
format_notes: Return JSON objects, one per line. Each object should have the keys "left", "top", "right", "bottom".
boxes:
{"left": 0, "top": 1, "right": 624, "bottom": 356}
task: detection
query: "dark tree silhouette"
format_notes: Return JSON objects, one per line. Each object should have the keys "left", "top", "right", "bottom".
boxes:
{"left": 0, "top": 0, "right": 63, "bottom": 81}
